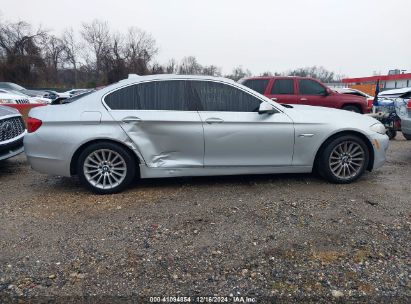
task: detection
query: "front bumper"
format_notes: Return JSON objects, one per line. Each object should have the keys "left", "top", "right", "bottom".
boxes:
{"left": 0, "top": 137, "right": 24, "bottom": 161}
{"left": 369, "top": 132, "right": 389, "bottom": 170}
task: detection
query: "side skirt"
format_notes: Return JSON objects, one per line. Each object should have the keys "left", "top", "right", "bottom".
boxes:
{"left": 139, "top": 165, "right": 313, "bottom": 179}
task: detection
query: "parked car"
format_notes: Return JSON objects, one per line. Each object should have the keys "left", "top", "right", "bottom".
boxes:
{"left": 58, "top": 89, "right": 90, "bottom": 99}
{"left": 240, "top": 77, "right": 371, "bottom": 113}
{"left": 0, "top": 82, "right": 49, "bottom": 99}
{"left": 0, "top": 90, "right": 30, "bottom": 104}
{"left": 51, "top": 89, "right": 92, "bottom": 105}
{"left": 43, "top": 90, "right": 60, "bottom": 101}
{"left": 24, "top": 75, "right": 389, "bottom": 194}
{"left": 0, "top": 89, "right": 50, "bottom": 104}
{"left": 0, "top": 105, "right": 26, "bottom": 161}
{"left": 378, "top": 87, "right": 411, "bottom": 140}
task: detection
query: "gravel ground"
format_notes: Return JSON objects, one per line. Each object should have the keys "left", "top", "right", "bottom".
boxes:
{"left": 0, "top": 136, "right": 410, "bottom": 303}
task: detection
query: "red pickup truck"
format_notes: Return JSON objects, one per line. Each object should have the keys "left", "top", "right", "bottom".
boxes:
{"left": 239, "top": 76, "right": 371, "bottom": 113}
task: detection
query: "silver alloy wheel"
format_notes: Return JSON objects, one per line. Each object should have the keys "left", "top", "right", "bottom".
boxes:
{"left": 83, "top": 149, "right": 127, "bottom": 189}
{"left": 329, "top": 141, "right": 365, "bottom": 180}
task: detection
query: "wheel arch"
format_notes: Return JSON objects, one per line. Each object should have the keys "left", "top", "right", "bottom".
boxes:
{"left": 313, "top": 130, "right": 374, "bottom": 172}
{"left": 70, "top": 138, "right": 142, "bottom": 176}
{"left": 341, "top": 103, "right": 363, "bottom": 113}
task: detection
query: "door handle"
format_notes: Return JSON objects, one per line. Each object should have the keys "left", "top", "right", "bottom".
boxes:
{"left": 122, "top": 117, "right": 142, "bottom": 123}
{"left": 271, "top": 97, "right": 278, "bottom": 101}
{"left": 300, "top": 98, "right": 308, "bottom": 101}
{"left": 205, "top": 117, "right": 224, "bottom": 124}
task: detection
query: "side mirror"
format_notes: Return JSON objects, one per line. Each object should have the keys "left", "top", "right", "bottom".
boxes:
{"left": 258, "top": 102, "right": 276, "bottom": 114}
{"left": 323, "top": 88, "right": 332, "bottom": 96}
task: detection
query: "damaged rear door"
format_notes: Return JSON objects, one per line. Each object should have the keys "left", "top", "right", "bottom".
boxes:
{"left": 104, "top": 80, "right": 204, "bottom": 168}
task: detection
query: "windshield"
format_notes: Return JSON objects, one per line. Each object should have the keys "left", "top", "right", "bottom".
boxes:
{"left": 0, "top": 88, "right": 28, "bottom": 97}
{"left": 9, "top": 89, "right": 29, "bottom": 97}
{"left": 7, "top": 83, "right": 26, "bottom": 91}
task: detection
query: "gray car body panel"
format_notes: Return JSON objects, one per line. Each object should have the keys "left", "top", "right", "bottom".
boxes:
{"left": 24, "top": 75, "right": 389, "bottom": 179}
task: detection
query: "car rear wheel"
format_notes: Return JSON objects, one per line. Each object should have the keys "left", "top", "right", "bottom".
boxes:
{"left": 386, "top": 129, "right": 397, "bottom": 140}
{"left": 342, "top": 105, "right": 361, "bottom": 113}
{"left": 77, "top": 142, "right": 136, "bottom": 194}
{"left": 402, "top": 132, "right": 411, "bottom": 140}
{"left": 317, "top": 135, "right": 369, "bottom": 184}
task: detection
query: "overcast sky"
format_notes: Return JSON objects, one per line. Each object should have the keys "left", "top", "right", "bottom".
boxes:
{"left": 1, "top": 0, "right": 410, "bottom": 77}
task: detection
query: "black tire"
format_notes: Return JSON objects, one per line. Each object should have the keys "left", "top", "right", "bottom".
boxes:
{"left": 342, "top": 105, "right": 362, "bottom": 113}
{"left": 386, "top": 129, "right": 397, "bottom": 140}
{"left": 402, "top": 133, "right": 411, "bottom": 140}
{"left": 317, "top": 135, "right": 369, "bottom": 184}
{"left": 77, "top": 142, "right": 136, "bottom": 194}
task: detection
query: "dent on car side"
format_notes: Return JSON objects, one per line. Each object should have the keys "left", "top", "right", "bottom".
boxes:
{"left": 24, "top": 105, "right": 140, "bottom": 176}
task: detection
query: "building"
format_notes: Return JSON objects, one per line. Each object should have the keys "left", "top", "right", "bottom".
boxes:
{"left": 342, "top": 71, "right": 411, "bottom": 96}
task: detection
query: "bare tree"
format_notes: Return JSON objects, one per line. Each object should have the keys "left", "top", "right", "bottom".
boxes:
{"left": 0, "top": 19, "right": 47, "bottom": 85}
{"left": 81, "top": 19, "right": 112, "bottom": 82}
{"left": 164, "top": 58, "right": 178, "bottom": 74}
{"left": 107, "top": 31, "right": 127, "bottom": 83}
{"left": 286, "top": 66, "right": 339, "bottom": 82}
{"left": 124, "top": 26, "right": 157, "bottom": 75}
{"left": 150, "top": 62, "right": 165, "bottom": 74}
{"left": 178, "top": 56, "right": 203, "bottom": 75}
{"left": 41, "top": 34, "right": 65, "bottom": 84}
{"left": 61, "top": 28, "right": 82, "bottom": 86}
{"left": 202, "top": 65, "right": 222, "bottom": 76}
{"left": 225, "top": 66, "right": 252, "bottom": 81}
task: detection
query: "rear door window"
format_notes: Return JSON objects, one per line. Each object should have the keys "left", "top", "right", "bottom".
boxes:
{"left": 192, "top": 81, "right": 261, "bottom": 112}
{"left": 271, "top": 79, "right": 294, "bottom": 95}
{"left": 298, "top": 79, "right": 326, "bottom": 95}
{"left": 242, "top": 79, "right": 269, "bottom": 94}
{"left": 105, "top": 80, "right": 194, "bottom": 110}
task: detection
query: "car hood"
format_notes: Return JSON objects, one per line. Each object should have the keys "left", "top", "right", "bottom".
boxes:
{"left": 333, "top": 92, "right": 367, "bottom": 102}
{"left": 284, "top": 104, "right": 379, "bottom": 127}
{"left": 0, "top": 105, "right": 20, "bottom": 116}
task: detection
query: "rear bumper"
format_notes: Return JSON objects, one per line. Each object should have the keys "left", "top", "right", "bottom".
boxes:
{"left": 0, "top": 136, "right": 24, "bottom": 161}
{"left": 24, "top": 133, "right": 72, "bottom": 177}
{"left": 370, "top": 133, "right": 389, "bottom": 170}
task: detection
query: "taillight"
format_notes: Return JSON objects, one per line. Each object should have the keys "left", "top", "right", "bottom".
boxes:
{"left": 27, "top": 117, "right": 42, "bottom": 133}
{"left": 367, "top": 98, "right": 374, "bottom": 108}
{"left": 407, "top": 100, "right": 411, "bottom": 109}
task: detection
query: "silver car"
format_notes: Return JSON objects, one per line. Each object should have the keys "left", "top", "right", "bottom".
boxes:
{"left": 24, "top": 75, "right": 389, "bottom": 194}
{"left": 378, "top": 87, "right": 411, "bottom": 140}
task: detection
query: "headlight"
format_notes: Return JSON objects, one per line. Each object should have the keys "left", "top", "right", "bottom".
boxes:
{"left": 0, "top": 98, "right": 15, "bottom": 104}
{"left": 370, "top": 123, "right": 386, "bottom": 134}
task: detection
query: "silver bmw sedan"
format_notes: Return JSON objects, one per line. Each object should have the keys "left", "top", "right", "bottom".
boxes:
{"left": 24, "top": 75, "right": 389, "bottom": 194}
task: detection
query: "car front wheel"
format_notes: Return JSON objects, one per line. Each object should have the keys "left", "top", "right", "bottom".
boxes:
{"left": 317, "top": 135, "right": 369, "bottom": 183}
{"left": 77, "top": 142, "right": 136, "bottom": 194}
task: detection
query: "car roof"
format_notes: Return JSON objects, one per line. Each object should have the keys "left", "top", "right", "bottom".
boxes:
{"left": 240, "top": 76, "right": 317, "bottom": 81}
{"left": 113, "top": 74, "right": 236, "bottom": 87}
